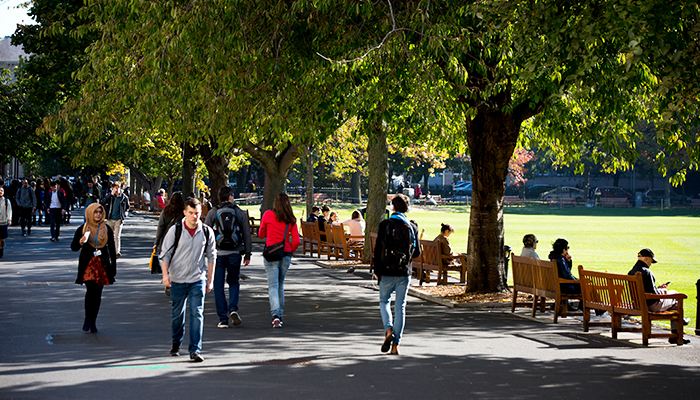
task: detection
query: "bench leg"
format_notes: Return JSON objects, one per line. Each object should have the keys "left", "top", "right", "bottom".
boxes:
{"left": 611, "top": 314, "right": 620, "bottom": 339}
{"left": 531, "top": 296, "right": 538, "bottom": 317}
{"left": 583, "top": 306, "right": 590, "bottom": 332}
{"left": 553, "top": 299, "right": 561, "bottom": 324}
{"left": 511, "top": 290, "right": 518, "bottom": 313}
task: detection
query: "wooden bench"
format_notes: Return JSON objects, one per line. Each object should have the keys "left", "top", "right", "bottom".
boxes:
{"left": 503, "top": 196, "right": 523, "bottom": 206}
{"left": 415, "top": 239, "right": 467, "bottom": 286}
{"left": 324, "top": 223, "right": 342, "bottom": 260}
{"left": 331, "top": 223, "right": 365, "bottom": 261}
{"left": 300, "top": 221, "right": 320, "bottom": 257}
{"left": 547, "top": 197, "right": 577, "bottom": 207}
{"left": 691, "top": 199, "right": 700, "bottom": 209}
{"left": 243, "top": 210, "right": 260, "bottom": 236}
{"left": 510, "top": 256, "right": 583, "bottom": 323}
{"left": 313, "top": 193, "right": 332, "bottom": 205}
{"left": 599, "top": 197, "right": 630, "bottom": 208}
{"left": 578, "top": 266, "right": 687, "bottom": 346}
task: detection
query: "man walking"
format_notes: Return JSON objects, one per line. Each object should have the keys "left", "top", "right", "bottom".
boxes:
{"left": 101, "top": 182, "right": 130, "bottom": 258}
{"left": 0, "top": 187, "right": 11, "bottom": 258}
{"left": 45, "top": 181, "right": 67, "bottom": 242}
{"left": 161, "top": 198, "right": 216, "bottom": 362}
{"left": 204, "top": 186, "right": 252, "bottom": 328}
{"left": 16, "top": 179, "right": 36, "bottom": 236}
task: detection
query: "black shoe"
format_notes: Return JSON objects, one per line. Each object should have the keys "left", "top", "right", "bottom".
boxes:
{"left": 27, "top": 230, "right": 30, "bottom": 235}
{"left": 669, "top": 337, "right": 691, "bottom": 345}
{"left": 89, "top": 319, "right": 98, "bottom": 333}
{"left": 55, "top": 237, "right": 59, "bottom": 242}
{"left": 21, "top": 232, "right": 26, "bottom": 237}
{"left": 0, "top": 248, "right": 3, "bottom": 258}
{"left": 683, "top": 317, "right": 690, "bottom": 326}
{"left": 381, "top": 333, "right": 395, "bottom": 353}
{"left": 82, "top": 318, "right": 90, "bottom": 332}
{"left": 170, "top": 343, "right": 180, "bottom": 356}
{"left": 190, "top": 352, "right": 204, "bottom": 362}
{"left": 50, "top": 238, "right": 55, "bottom": 242}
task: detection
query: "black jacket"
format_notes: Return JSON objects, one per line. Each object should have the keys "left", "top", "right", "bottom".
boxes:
{"left": 71, "top": 224, "right": 117, "bottom": 285}
{"left": 628, "top": 260, "right": 661, "bottom": 306}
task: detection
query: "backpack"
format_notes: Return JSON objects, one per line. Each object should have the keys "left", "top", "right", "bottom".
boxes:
{"left": 168, "top": 219, "right": 211, "bottom": 259}
{"left": 378, "top": 218, "right": 416, "bottom": 272}
{"left": 213, "top": 204, "right": 241, "bottom": 251}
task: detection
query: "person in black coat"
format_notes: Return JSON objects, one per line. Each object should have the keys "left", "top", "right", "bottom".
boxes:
{"left": 71, "top": 203, "right": 117, "bottom": 333}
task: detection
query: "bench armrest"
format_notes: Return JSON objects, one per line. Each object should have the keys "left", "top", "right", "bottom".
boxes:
{"left": 558, "top": 279, "right": 579, "bottom": 284}
{"left": 441, "top": 254, "right": 467, "bottom": 261}
{"left": 646, "top": 293, "right": 687, "bottom": 300}
{"left": 345, "top": 235, "right": 365, "bottom": 240}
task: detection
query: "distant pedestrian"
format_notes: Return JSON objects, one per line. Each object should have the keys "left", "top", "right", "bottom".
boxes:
{"left": 258, "top": 193, "right": 300, "bottom": 328}
{"left": 16, "top": 179, "right": 36, "bottom": 236}
{"left": 101, "top": 182, "right": 130, "bottom": 258}
{"left": 45, "top": 181, "right": 67, "bottom": 242}
{"left": 83, "top": 180, "right": 100, "bottom": 209}
{"left": 70, "top": 203, "right": 117, "bottom": 333}
{"left": 520, "top": 234, "right": 540, "bottom": 259}
{"left": 160, "top": 198, "right": 216, "bottom": 362}
{"left": 374, "top": 194, "right": 421, "bottom": 355}
{"left": 0, "top": 187, "right": 12, "bottom": 258}
{"left": 205, "top": 186, "right": 252, "bottom": 328}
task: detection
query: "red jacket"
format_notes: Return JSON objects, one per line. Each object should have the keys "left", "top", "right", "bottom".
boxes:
{"left": 259, "top": 210, "right": 300, "bottom": 253}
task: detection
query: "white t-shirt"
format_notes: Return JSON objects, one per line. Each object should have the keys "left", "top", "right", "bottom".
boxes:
{"left": 342, "top": 218, "right": 366, "bottom": 237}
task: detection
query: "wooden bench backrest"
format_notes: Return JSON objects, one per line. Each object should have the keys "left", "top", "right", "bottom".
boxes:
{"left": 331, "top": 223, "right": 347, "bottom": 248}
{"left": 578, "top": 266, "right": 647, "bottom": 315}
{"left": 420, "top": 239, "right": 439, "bottom": 269}
{"left": 300, "top": 221, "right": 311, "bottom": 239}
{"left": 325, "top": 223, "right": 336, "bottom": 246}
{"left": 511, "top": 255, "right": 558, "bottom": 297}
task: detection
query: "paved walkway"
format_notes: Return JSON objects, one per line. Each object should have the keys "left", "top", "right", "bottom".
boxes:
{"left": 1, "top": 211, "right": 699, "bottom": 399}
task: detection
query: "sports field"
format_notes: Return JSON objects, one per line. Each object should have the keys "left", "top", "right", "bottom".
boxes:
{"left": 244, "top": 203, "right": 700, "bottom": 333}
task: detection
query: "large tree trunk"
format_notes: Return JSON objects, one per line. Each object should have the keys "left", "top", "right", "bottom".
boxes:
{"left": 182, "top": 141, "right": 198, "bottom": 197}
{"left": 465, "top": 111, "right": 521, "bottom": 292}
{"left": 363, "top": 119, "right": 389, "bottom": 263}
{"left": 350, "top": 170, "right": 361, "bottom": 204}
{"left": 199, "top": 142, "right": 229, "bottom": 207}
{"left": 241, "top": 140, "right": 299, "bottom": 214}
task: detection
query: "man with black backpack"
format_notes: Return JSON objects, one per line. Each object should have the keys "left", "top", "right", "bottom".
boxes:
{"left": 374, "top": 194, "right": 421, "bottom": 355}
{"left": 204, "top": 186, "right": 252, "bottom": 328}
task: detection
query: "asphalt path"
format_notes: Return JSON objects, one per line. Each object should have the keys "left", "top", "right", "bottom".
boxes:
{"left": 1, "top": 211, "right": 699, "bottom": 399}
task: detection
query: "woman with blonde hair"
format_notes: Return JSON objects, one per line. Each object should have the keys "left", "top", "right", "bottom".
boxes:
{"left": 259, "top": 193, "right": 300, "bottom": 328}
{"left": 71, "top": 203, "right": 117, "bottom": 333}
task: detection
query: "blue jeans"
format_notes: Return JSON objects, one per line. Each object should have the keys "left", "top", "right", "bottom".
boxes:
{"left": 49, "top": 208, "right": 62, "bottom": 239}
{"left": 379, "top": 275, "right": 411, "bottom": 345}
{"left": 213, "top": 253, "right": 242, "bottom": 323}
{"left": 263, "top": 255, "right": 291, "bottom": 318}
{"left": 170, "top": 281, "right": 205, "bottom": 355}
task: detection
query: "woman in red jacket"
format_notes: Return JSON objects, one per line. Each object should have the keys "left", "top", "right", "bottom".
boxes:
{"left": 259, "top": 193, "right": 300, "bottom": 328}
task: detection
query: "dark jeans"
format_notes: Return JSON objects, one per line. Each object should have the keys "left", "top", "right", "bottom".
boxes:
{"left": 19, "top": 206, "right": 33, "bottom": 233}
{"left": 213, "top": 253, "right": 242, "bottom": 323}
{"left": 49, "top": 208, "right": 63, "bottom": 239}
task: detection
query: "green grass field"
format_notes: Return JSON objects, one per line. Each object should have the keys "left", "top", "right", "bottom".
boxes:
{"left": 242, "top": 203, "right": 700, "bottom": 333}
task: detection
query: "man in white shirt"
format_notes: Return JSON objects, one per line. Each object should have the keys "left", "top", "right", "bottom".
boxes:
{"left": 0, "top": 187, "right": 12, "bottom": 258}
{"left": 44, "top": 182, "right": 67, "bottom": 242}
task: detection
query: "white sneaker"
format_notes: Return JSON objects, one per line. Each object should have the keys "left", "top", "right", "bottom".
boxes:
{"left": 217, "top": 321, "right": 229, "bottom": 328}
{"left": 272, "top": 317, "right": 282, "bottom": 328}
{"left": 229, "top": 311, "right": 242, "bottom": 326}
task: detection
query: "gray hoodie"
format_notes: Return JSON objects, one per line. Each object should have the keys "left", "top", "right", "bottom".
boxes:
{"left": 159, "top": 218, "right": 217, "bottom": 283}
{"left": 17, "top": 186, "right": 36, "bottom": 208}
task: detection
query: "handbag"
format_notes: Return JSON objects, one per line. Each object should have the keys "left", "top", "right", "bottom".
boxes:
{"left": 262, "top": 223, "right": 290, "bottom": 262}
{"left": 149, "top": 248, "right": 162, "bottom": 274}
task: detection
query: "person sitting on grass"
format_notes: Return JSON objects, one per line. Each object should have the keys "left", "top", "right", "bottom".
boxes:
{"left": 520, "top": 234, "right": 540, "bottom": 259}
